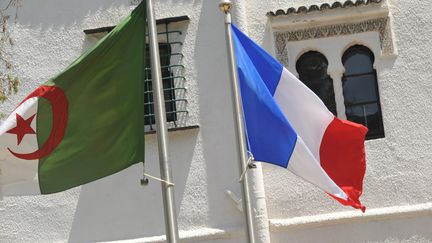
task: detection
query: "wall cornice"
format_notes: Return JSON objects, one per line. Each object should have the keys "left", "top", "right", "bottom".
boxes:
{"left": 269, "top": 202, "right": 432, "bottom": 232}
{"left": 274, "top": 17, "right": 395, "bottom": 68}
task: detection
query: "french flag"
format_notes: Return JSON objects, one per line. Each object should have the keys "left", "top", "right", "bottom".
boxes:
{"left": 232, "top": 25, "right": 367, "bottom": 212}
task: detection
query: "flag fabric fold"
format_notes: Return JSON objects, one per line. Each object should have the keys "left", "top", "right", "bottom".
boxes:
{"left": 232, "top": 24, "right": 367, "bottom": 212}
{"left": 0, "top": 2, "right": 146, "bottom": 195}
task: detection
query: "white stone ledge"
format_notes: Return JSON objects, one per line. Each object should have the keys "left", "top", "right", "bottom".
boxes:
{"left": 269, "top": 202, "right": 432, "bottom": 232}
{"left": 100, "top": 227, "right": 241, "bottom": 243}
{"left": 100, "top": 203, "right": 432, "bottom": 242}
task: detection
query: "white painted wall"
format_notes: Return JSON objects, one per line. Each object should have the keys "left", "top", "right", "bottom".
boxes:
{"left": 0, "top": 0, "right": 431, "bottom": 242}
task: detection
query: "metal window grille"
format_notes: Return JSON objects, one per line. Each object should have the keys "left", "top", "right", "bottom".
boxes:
{"left": 84, "top": 16, "right": 189, "bottom": 132}
{"left": 144, "top": 21, "right": 188, "bottom": 131}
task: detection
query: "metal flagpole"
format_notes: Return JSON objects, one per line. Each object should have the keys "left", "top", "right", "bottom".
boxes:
{"left": 219, "top": 1, "right": 256, "bottom": 242}
{"left": 146, "top": 0, "right": 179, "bottom": 242}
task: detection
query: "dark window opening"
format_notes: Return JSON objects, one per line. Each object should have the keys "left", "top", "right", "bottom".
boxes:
{"left": 296, "top": 51, "right": 337, "bottom": 116}
{"left": 342, "top": 45, "right": 384, "bottom": 139}
{"left": 144, "top": 43, "right": 177, "bottom": 125}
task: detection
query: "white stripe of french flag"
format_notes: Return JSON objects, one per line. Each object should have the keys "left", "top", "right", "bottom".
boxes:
{"left": 232, "top": 24, "right": 367, "bottom": 212}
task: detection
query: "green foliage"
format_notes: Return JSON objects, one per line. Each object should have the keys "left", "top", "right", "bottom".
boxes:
{"left": 0, "top": 0, "right": 21, "bottom": 118}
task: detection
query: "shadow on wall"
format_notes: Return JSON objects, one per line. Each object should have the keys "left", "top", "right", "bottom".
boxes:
{"left": 67, "top": 130, "right": 198, "bottom": 243}
{"left": 195, "top": 0, "right": 245, "bottom": 231}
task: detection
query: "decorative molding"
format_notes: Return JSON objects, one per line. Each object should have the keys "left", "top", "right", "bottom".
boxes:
{"left": 274, "top": 17, "right": 395, "bottom": 67}
{"left": 274, "top": 33, "right": 290, "bottom": 68}
{"left": 269, "top": 202, "right": 432, "bottom": 232}
{"left": 103, "top": 227, "right": 242, "bottom": 243}
{"left": 267, "top": 0, "right": 383, "bottom": 17}
{"left": 100, "top": 203, "right": 432, "bottom": 242}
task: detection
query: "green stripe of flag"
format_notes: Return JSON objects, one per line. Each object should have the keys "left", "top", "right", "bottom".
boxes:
{"left": 37, "top": 2, "right": 146, "bottom": 194}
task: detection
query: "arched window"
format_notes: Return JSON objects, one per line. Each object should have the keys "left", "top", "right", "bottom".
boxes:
{"left": 342, "top": 45, "right": 384, "bottom": 139}
{"left": 296, "top": 51, "right": 337, "bottom": 115}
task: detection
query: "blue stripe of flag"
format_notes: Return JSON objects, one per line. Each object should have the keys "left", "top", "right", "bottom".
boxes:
{"left": 232, "top": 25, "right": 282, "bottom": 96}
{"left": 232, "top": 24, "right": 297, "bottom": 168}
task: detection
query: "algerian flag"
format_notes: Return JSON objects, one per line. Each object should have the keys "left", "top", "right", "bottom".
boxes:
{"left": 0, "top": 2, "right": 146, "bottom": 195}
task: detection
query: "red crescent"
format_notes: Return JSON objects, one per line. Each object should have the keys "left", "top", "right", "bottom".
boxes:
{"left": 8, "top": 85, "right": 68, "bottom": 160}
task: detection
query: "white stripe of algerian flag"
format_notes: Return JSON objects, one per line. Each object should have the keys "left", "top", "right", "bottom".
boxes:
{"left": 0, "top": 97, "right": 41, "bottom": 196}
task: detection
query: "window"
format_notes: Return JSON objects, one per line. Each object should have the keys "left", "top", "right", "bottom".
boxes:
{"left": 342, "top": 45, "right": 384, "bottom": 139}
{"left": 296, "top": 51, "right": 337, "bottom": 115}
{"left": 144, "top": 43, "right": 177, "bottom": 126}
{"left": 269, "top": 0, "right": 396, "bottom": 140}
{"left": 84, "top": 16, "right": 189, "bottom": 132}
{"left": 143, "top": 19, "right": 189, "bottom": 130}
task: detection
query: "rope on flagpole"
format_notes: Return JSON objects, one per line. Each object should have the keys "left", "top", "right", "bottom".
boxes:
{"left": 238, "top": 60, "right": 256, "bottom": 183}
{"left": 141, "top": 162, "right": 174, "bottom": 186}
{"left": 239, "top": 151, "right": 256, "bottom": 182}
{"left": 237, "top": 80, "right": 256, "bottom": 183}
{"left": 144, "top": 172, "right": 175, "bottom": 186}
{"left": 240, "top": 104, "right": 256, "bottom": 183}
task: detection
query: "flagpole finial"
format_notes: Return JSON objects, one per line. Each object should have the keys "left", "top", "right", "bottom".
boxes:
{"left": 219, "top": 0, "right": 232, "bottom": 13}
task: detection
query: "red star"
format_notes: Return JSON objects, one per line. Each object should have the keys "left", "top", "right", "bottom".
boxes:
{"left": 7, "top": 113, "right": 37, "bottom": 145}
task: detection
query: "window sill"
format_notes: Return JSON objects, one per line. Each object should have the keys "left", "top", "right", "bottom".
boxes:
{"left": 144, "top": 125, "right": 200, "bottom": 135}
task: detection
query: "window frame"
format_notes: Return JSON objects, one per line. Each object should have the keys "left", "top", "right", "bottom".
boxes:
{"left": 342, "top": 45, "right": 385, "bottom": 139}
{"left": 269, "top": 0, "right": 398, "bottom": 141}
